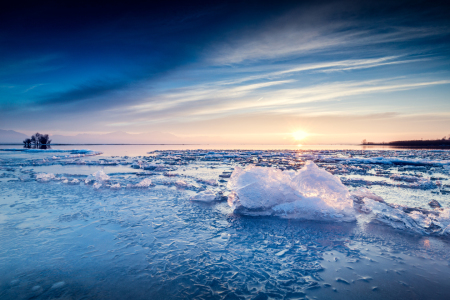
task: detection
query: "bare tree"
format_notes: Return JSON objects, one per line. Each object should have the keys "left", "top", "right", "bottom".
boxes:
{"left": 361, "top": 139, "right": 367, "bottom": 145}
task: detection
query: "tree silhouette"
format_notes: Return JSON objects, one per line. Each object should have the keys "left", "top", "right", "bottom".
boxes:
{"left": 26, "top": 133, "right": 52, "bottom": 148}
{"left": 38, "top": 134, "right": 51, "bottom": 145}
{"left": 30, "top": 134, "right": 39, "bottom": 146}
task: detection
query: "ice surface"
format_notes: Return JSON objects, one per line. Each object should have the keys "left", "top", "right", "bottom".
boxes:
{"left": 175, "top": 180, "right": 188, "bottom": 187}
{"left": 317, "top": 155, "right": 450, "bottom": 167}
{"left": 390, "top": 174, "right": 422, "bottom": 182}
{"left": 196, "top": 178, "right": 218, "bottom": 186}
{"left": 360, "top": 198, "right": 450, "bottom": 235}
{"left": 389, "top": 174, "right": 436, "bottom": 189}
{"left": 2, "top": 147, "right": 450, "bottom": 300}
{"left": 351, "top": 187, "right": 385, "bottom": 202}
{"left": 228, "top": 161, "right": 356, "bottom": 221}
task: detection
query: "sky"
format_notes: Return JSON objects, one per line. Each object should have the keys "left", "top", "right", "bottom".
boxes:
{"left": 1, "top": 0, "right": 450, "bottom": 144}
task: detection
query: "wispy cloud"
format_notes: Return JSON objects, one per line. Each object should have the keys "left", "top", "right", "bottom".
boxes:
{"left": 215, "top": 56, "right": 428, "bottom": 85}
{"left": 205, "top": 3, "right": 448, "bottom": 65}
{"left": 129, "top": 79, "right": 295, "bottom": 112}
{"left": 120, "top": 76, "right": 450, "bottom": 125}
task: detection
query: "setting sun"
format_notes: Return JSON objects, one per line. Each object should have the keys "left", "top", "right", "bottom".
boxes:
{"left": 292, "top": 130, "right": 309, "bottom": 141}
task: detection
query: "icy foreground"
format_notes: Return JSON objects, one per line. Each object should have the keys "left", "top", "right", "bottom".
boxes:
{"left": 228, "top": 161, "right": 450, "bottom": 235}
{"left": 1, "top": 147, "right": 450, "bottom": 300}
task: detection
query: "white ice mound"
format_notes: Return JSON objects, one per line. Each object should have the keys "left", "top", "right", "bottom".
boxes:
{"left": 69, "top": 178, "right": 80, "bottom": 185}
{"left": 133, "top": 178, "right": 152, "bottom": 188}
{"left": 190, "top": 190, "right": 217, "bottom": 202}
{"left": 36, "top": 173, "right": 57, "bottom": 182}
{"left": 127, "top": 178, "right": 153, "bottom": 188}
{"left": 227, "top": 161, "right": 355, "bottom": 221}
{"left": 110, "top": 183, "right": 121, "bottom": 189}
{"left": 85, "top": 170, "right": 110, "bottom": 184}
{"left": 175, "top": 180, "right": 188, "bottom": 187}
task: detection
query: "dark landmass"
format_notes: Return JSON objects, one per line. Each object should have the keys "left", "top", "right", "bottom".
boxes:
{"left": 363, "top": 139, "right": 450, "bottom": 147}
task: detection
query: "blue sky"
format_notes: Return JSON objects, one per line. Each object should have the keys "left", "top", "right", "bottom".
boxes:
{"left": 1, "top": 0, "right": 450, "bottom": 143}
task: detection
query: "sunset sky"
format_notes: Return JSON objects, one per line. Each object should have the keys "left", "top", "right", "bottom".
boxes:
{"left": 1, "top": 0, "right": 450, "bottom": 144}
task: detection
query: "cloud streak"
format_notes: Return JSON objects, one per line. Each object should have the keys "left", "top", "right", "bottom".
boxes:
{"left": 206, "top": 3, "right": 449, "bottom": 65}
{"left": 118, "top": 76, "right": 450, "bottom": 126}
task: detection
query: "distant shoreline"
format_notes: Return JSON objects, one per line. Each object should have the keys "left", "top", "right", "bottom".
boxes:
{"left": 362, "top": 139, "right": 450, "bottom": 147}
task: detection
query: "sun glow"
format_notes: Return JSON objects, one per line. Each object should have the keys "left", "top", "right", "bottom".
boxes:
{"left": 292, "top": 130, "right": 309, "bottom": 141}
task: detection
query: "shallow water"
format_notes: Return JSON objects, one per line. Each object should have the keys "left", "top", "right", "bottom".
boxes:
{"left": 1, "top": 147, "right": 450, "bottom": 299}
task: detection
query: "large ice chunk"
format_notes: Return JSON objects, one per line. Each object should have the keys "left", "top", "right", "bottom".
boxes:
{"left": 85, "top": 170, "right": 110, "bottom": 184}
{"left": 190, "top": 190, "right": 217, "bottom": 202}
{"left": 227, "top": 161, "right": 355, "bottom": 221}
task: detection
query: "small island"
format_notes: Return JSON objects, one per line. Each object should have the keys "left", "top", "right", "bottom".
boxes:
{"left": 23, "top": 133, "right": 52, "bottom": 149}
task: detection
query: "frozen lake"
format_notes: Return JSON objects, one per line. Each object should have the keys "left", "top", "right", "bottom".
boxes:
{"left": 1, "top": 146, "right": 450, "bottom": 299}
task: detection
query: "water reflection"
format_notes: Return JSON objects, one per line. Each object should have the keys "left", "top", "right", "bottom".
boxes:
{"left": 23, "top": 144, "right": 52, "bottom": 150}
